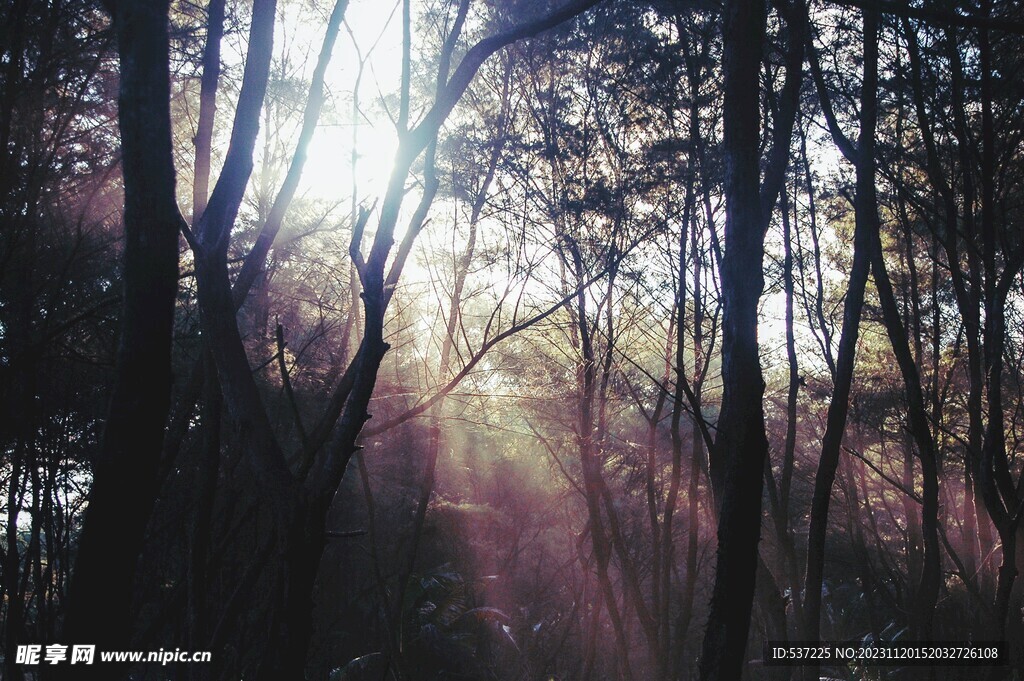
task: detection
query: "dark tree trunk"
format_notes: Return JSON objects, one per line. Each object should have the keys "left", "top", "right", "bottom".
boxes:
{"left": 674, "top": 35, "right": 710, "bottom": 677}
{"left": 192, "top": 0, "right": 224, "bottom": 220}
{"left": 698, "top": 0, "right": 770, "bottom": 677}
{"left": 775, "top": 182, "right": 803, "bottom": 621}
{"left": 60, "top": 0, "right": 181, "bottom": 672}
{"left": 870, "top": 227, "right": 943, "bottom": 639}
{"left": 187, "top": 352, "right": 220, "bottom": 681}
{"left": 801, "top": 12, "right": 879, "bottom": 675}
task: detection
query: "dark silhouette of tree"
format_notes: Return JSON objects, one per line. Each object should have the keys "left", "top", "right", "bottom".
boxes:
{"left": 60, "top": 1, "right": 183, "bottom": 676}
{"left": 699, "top": 0, "right": 803, "bottom": 675}
{"left": 1, "top": 3, "right": 119, "bottom": 678}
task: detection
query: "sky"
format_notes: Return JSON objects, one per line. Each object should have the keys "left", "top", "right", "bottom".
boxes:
{"left": 286, "top": 0, "right": 406, "bottom": 203}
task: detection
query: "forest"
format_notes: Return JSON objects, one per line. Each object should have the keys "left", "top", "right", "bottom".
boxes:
{"left": 1, "top": 0, "right": 1023, "bottom": 679}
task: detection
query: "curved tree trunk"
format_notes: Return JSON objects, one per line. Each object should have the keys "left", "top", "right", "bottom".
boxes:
{"left": 800, "top": 13, "right": 878, "bottom": 678}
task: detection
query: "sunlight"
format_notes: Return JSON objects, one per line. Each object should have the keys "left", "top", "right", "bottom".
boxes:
{"left": 275, "top": 0, "right": 405, "bottom": 204}
{"left": 302, "top": 118, "right": 400, "bottom": 203}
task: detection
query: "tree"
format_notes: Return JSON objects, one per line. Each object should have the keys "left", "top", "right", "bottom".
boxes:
{"left": 60, "top": 1, "right": 183, "bottom": 675}
{"left": 0, "top": 3, "right": 120, "bottom": 678}
{"left": 698, "top": 0, "right": 802, "bottom": 675}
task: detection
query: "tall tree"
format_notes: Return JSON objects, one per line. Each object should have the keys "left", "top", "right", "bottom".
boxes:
{"left": 60, "top": 0, "right": 182, "bottom": 673}
{"left": 801, "top": 3, "right": 881, "bottom": 659}
{"left": 699, "top": 0, "right": 803, "bottom": 674}
{"left": 698, "top": 0, "right": 770, "bottom": 676}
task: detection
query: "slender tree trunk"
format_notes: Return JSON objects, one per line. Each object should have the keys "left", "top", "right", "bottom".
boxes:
{"left": 903, "top": 440, "right": 923, "bottom": 606}
{"left": 801, "top": 12, "right": 879, "bottom": 674}
{"left": 4, "top": 433, "right": 26, "bottom": 681}
{"left": 698, "top": 0, "right": 770, "bottom": 677}
{"left": 674, "top": 220, "right": 706, "bottom": 681}
{"left": 660, "top": 100, "right": 698, "bottom": 680}
{"left": 870, "top": 228, "right": 943, "bottom": 639}
{"left": 841, "top": 450, "right": 882, "bottom": 642}
{"left": 186, "top": 4, "right": 225, "bottom": 670}
{"left": 192, "top": 0, "right": 224, "bottom": 221}
{"left": 767, "top": 181, "right": 804, "bottom": 633}
{"left": 187, "top": 353, "right": 221, "bottom": 681}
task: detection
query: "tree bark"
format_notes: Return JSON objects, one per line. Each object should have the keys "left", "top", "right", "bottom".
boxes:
{"left": 698, "top": 0, "right": 770, "bottom": 677}
{"left": 61, "top": 0, "right": 181, "bottom": 673}
{"left": 870, "top": 224, "right": 943, "bottom": 639}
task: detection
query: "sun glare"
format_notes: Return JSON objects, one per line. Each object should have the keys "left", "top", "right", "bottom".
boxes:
{"left": 302, "top": 119, "right": 400, "bottom": 202}
{"left": 275, "top": 0, "right": 406, "bottom": 204}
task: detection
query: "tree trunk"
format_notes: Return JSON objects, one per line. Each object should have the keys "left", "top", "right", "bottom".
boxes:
{"left": 698, "top": 0, "right": 770, "bottom": 677}
{"left": 801, "top": 12, "right": 879, "bottom": 675}
{"left": 870, "top": 230, "right": 943, "bottom": 639}
{"left": 60, "top": 0, "right": 181, "bottom": 674}
{"left": 192, "top": 0, "right": 224, "bottom": 221}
